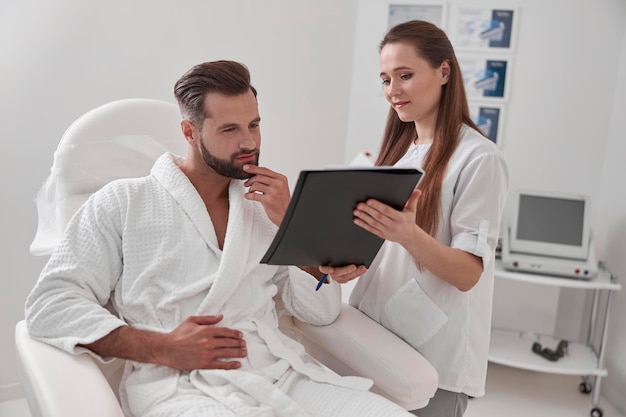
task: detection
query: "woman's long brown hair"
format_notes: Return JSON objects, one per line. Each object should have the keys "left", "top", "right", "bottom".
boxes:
{"left": 375, "top": 20, "right": 481, "bottom": 237}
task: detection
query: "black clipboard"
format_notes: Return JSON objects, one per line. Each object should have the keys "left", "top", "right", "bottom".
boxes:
{"left": 260, "top": 167, "right": 424, "bottom": 267}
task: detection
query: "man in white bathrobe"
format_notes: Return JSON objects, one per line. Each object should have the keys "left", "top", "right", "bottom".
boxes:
{"left": 25, "top": 60, "right": 413, "bottom": 417}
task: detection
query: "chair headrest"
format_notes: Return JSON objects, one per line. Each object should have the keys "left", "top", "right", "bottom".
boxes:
{"left": 30, "top": 98, "right": 187, "bottom": 256}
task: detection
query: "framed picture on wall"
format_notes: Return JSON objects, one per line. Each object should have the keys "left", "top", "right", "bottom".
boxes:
{"left": 449, "top": 6, "right": 518, "bottom": 52}
{"left": 458, "top": 55, "right": 511, "bottom": 101}
{"left": 387, "top": 1, "right": 447, "bottom": 30}
{"left": 469, "top": 102, "right": 505, "bottom": 146}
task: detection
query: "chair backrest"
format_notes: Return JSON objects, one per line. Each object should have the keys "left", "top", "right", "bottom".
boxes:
{"left": 30, "top": 98, "right": 187, "bottom": 256}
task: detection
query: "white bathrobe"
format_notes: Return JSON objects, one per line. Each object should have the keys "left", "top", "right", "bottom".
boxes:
{"left": 26, "top": 153, "right": 385, "bottom": 417}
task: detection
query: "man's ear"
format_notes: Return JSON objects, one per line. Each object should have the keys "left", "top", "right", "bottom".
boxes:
{"left": 441, "top": 60, "right": 451, "bottom": 85}
{"left": 181, "top": 119, "right": 196, "bottom": 144}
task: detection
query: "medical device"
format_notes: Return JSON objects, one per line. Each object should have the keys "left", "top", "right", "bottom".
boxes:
{"left": 501, "top": 189, "right": 598, "bottom": 279}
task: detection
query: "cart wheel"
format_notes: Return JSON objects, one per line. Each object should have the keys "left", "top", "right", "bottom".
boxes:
{"left": 590, "top": 407, "right": 603, "bottom": 417}
{"left": 579, "top": 381, "right": 592, "bottom": 394}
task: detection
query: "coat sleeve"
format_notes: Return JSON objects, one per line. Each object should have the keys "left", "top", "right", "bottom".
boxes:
{"left": 451, "top": 149, "right": 509, "bottom": 269}
{"left": 273, "top": 266, "right": 341, "bottom": 326}
{"left": 25, "top": 185, "right": 128, "bottom": 355}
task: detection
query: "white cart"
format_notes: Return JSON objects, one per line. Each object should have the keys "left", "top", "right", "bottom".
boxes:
{"left": 489, "top": 260, "right": 621, "bottom": 417}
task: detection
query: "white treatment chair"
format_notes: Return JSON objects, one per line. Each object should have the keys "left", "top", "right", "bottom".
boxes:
{"left": 16, "top": 98, "right": 438, "bottom": 417}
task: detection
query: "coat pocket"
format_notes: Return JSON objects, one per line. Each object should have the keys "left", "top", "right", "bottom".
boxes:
{"left": 381, "top": 279, "right": 448, "bottom": 348}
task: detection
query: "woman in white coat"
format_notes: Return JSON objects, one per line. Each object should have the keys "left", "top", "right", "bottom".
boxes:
{"left": 321, "top": 20, "right": 509, "bottom": 417}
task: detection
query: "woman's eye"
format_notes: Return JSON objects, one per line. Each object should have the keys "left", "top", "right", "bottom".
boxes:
{"left": 381, "top": 79, "right": 390, "bottom": 85}
{"left": 400, "top": 73, "right": 412, "bottom": 80}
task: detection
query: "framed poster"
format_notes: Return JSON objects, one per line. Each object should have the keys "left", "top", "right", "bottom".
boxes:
{"left": 469, "top": 102, "right": 505, "bottom": 146}
{"left": 458, "top": 55, "right": 511, "bottom": 101}
{"left": 450, "top": 7, "right": 518, "bottom": 52}
{"left": 387, "top": 1, "right": 447, "bottom": 30}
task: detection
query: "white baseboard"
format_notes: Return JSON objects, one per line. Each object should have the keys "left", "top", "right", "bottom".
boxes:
{"left": 0, "top": 382, "right": 24, "bottom": 402}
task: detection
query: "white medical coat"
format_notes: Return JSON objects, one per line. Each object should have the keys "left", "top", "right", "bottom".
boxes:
{"left": 350, "top": 125, "right": 509, "bottom": 398}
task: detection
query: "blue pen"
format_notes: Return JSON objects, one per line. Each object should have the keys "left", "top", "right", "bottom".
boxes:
{"left": 315, "top": 274, "right": 328, "bottom": 291}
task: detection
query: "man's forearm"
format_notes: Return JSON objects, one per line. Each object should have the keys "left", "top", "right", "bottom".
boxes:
{"left": 78, "top": 315, "right": 247, "bottom": 371}
{"left": 79, "top": 325, "right": 166, "bottom": 364}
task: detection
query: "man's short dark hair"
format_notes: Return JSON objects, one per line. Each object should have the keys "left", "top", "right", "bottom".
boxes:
{"left": 174, "top": 60, "right": 257, "bottom": 126}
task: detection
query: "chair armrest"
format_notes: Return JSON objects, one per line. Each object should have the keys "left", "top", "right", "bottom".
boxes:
{"left": 291, "top": 303, "right": 438, "bottom": 410}
{"left": 14, "top": 320, "right": 124, "bottom": 417}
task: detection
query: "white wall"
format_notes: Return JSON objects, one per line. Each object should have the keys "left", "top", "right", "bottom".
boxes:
{"left": 347, "top": 0, "right": 623, "bottom": 207}
{"left": 2, "top": 0, "right": 626, "bottom": 413}
{"left": 0, "top": 0, "right": 358, "bottom": 400}
{"left": 595, "top": 11, "right": 626, "bottom": 412}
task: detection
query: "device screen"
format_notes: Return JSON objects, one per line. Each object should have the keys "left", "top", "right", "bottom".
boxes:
{"left": 516, "top": 195, "right": 585, "bottom": 246}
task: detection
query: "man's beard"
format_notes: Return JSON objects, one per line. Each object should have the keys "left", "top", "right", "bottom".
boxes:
{"left": 200, "top": 140, "right": 259, "bottom": 180}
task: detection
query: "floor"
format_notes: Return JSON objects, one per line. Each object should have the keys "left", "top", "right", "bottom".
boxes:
{"left": 1, "top": 362, "right": 623, "bottom": 417}
{"left": 466, "top": 363, "right": 623, "bottom": 417}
